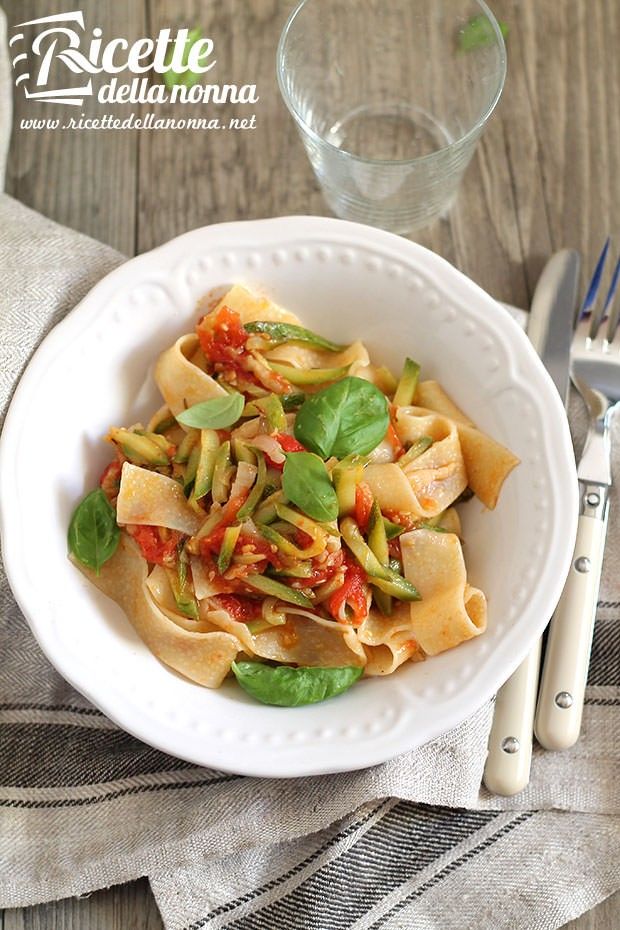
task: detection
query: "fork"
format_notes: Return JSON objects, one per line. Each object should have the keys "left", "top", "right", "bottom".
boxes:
{"left": 535, "top": 240, "right": 620, "bottom": 750}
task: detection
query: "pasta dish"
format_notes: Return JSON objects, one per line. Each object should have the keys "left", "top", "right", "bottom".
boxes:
{"left": 68, "top": 286, "right": 519, "bottom": 706}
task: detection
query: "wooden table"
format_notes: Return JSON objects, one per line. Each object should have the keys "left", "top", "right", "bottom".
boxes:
{"left": 2, "top": 0, "right": 619, "bottom": 926}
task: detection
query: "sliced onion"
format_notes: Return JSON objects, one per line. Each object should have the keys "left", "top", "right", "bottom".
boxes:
{"left": 230, "top": 461, "right": 257, "bottom": 498}
{"left": 251, "top": 434, "right": 286, "bottom": 464}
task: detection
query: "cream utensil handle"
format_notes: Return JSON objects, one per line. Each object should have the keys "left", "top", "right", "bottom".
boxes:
{"left": 483, "top": 640, "right": 541, "bottom": 795}
{"left": 535, "top": 494, "right": 608, "bottom": 751}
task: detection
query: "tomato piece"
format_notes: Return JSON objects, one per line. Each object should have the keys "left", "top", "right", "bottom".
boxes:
{"left": 197, "top": 306, "right": 248, "bottom": 361}
{"left": 354, "top": 482, "right": 374, "bottom": 534}
{"left": 196, "top": 307, "right": 291, "bottom": 394}
{"left": 99, "top": 460, "right": 122, "bottom": 500}
{"left": 386, "top": 422, "right": 405, "bottom": 459}
{"left": 127, "top": 525, "right": 182, "bottom": 567}
{"left": 263, "top": 433, "right": 307, "bottom": 471}
{"left": 275, "top": 433, "right": 306, "bottom": 453}
{"left": 236, "top": 532, "right": 282, "bottom": 569}
{"left": 197, "top": 495, "right": 249, "bottom": 556}
{"left": 294, "top": 548, "right": 344, "bottom": 588}
{"left": 214, "top": 594, "right": 262, "bottom": 623}
{"left": 326, "top": 553, "right": 369, "bottom": 625}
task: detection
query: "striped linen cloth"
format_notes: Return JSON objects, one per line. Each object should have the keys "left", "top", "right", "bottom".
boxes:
{"left": 1, "top": 11, "right": 619, "bottom": 929}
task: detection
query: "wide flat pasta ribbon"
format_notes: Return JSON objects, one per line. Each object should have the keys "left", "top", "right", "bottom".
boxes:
{"left": 116, "top": 462, "right": 203, "bottom": 535}
{"left": 364, "top": 408, "right": 467, "bottom": 519}
{"left": 358, "top": 602, "right": 425, "bottom": 676}
{"left": 399, "top": 528, "right": 487, "bottom": 656}
{"left": 206, "top": 284, "right": 302, "bottom": 325}
{"left": 154, "top": 333, "right": 225, "bottom": 418}
{"left": 415, "top": 380, "right": 519, "bottom": 509}
{"left": 265, "top": 340, "right": 369, "bottom": 372}
{"left": 73, "top": 536, "right": 242, "bottom": 687}
{"left": 201, "top": 603, "right": 367, "bottom": 668}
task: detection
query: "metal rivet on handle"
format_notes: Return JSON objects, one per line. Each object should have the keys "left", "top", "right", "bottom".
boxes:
{"left": 501, "top": 736, "right": 520, "bottom": 754}
{"left": 555, "top": 691, "right": 573, "bottom": 709}
{"left": 586, "top": 491, "right": 600, "bottom": 506}
{"left": 574, "top": 556, "right": 591, "bottom": 573}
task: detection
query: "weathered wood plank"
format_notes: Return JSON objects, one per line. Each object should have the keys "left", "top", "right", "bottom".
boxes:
{"left": 2, "top": 879, "right": 163, "bottom": 930}
{"left": 3, "top": 0, "right": 144, "bottom": 254}
{"left": 2, "top": 1, "right": 620, "bottom": 928}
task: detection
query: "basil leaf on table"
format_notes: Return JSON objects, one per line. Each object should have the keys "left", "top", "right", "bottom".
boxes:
{"left": 68, "top": 488, "right": 120, "bottom": 574}
{"left": 244, "top": 321, "right": 346, "bottom": 352}
{"left": 176, "top": 393, "right": 244, "bottom": 429}
{"left": 232, "top": 661, "right": 363, "bottom": 706}
{"left": 294, "top": 376, "right": 389, "bottom": 458}
{"left": 164, "top": 27, "right": 205, "bottom": 89}
{"left": 282, "top": 452, "right": 338, "bottom": 522}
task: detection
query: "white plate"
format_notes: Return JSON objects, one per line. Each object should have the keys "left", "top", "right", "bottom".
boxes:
{"left": 0, "top": 217, "right": 577, "bottom": 777}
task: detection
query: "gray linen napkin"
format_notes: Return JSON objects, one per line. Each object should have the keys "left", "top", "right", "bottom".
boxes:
{"left": 1, "top": 9, "right": 619, "bottom": 928}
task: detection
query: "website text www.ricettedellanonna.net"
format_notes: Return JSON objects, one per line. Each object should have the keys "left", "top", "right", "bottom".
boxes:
{"left": 19, "top": 112, "right": 257, "bottom": 131}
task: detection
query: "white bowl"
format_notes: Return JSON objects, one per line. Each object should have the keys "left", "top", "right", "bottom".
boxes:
{"left": 0, "top": 217, "right": 577, "bottom": 777}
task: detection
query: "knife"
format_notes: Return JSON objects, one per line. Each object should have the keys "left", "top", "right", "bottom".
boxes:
{"left": 483, "top": 249, "right": 580, "bottom": 796}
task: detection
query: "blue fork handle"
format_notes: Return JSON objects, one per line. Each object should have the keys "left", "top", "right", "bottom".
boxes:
{"left": 535, "top": 483, "right": 609, "bottom": 750}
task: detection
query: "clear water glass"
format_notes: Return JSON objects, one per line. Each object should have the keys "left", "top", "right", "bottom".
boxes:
{"left": 277, "top": 0, "right": 506, "bottom": 234}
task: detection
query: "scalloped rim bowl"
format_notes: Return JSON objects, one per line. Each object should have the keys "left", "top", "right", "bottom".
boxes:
{"left": 0, "top": 217, "right": 577, "bottom": 777}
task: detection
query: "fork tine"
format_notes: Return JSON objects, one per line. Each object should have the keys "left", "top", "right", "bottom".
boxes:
{"left": 580, "top": 238, "right": 610, "bottom": 337}
{"left": 604, "top": 255, "right": 620, "bottom": 343}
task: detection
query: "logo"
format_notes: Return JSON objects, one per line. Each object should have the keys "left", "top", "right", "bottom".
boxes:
{"left": 10, "top": 11, "right": 257, "bottom": 107}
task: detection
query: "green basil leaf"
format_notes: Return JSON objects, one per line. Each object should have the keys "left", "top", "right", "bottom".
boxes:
{"left": 164, "top": 27, "right": 204, "bottom": 89}
{"left": 294, "top": 376, "right": 389, "bottom": 458}
{"left": 459, "top": 14, "right": 508, "bottom": 52}
{"left": 231, "top": 661, "right": 363, "bottom": 706}
{"left": 281, "top": 452, "right": 338, "bottom": 522}
{"left": 176, "top": 393, "right": 244, "bottom": 429}
{"left": 68, "top": 488, "right": 120, "bottom": 574}
{"left": 244, "top": 320, "right": 346, "bottom": 352}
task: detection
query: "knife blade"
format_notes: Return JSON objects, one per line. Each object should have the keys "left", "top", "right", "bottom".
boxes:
{"left": 483, "top": 249, "right": 580, "bottom": 796}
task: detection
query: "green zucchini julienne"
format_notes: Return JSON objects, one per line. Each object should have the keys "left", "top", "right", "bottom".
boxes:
{"left": 243, "top": 573, "right": 314, "bottom": 608}
{"left": 243, "top": 320, "right": 346, "bottom": 352}
{"left": 109, "top": 428, "right": 169, "bottom": 467}
{"left": 267, "top": 361, "right": 350, "bottom": 386}
{"left": 383, "top": 516, "right": 404, "bottom": 539}
{"left": 217, "top": 524, "right": 242, "bottom": 573}
{"left": 183, "top": 442, "right": 201, "bottom": 493}
{"left": 399, "top": 435, "right": 433, "bottom": 467}
{"left": 174, "top": 429, "right": 199, "bottom": 464}
{"left": 392, "top": 357, "right": 421, "bottom": 407}
{"left": 340, "top": 518, "right": 420, "bottom": 601}
{"left": 232, "top": 437, "right": 257, "bottom": 465}
{"left": 153, "top": 413, "right": 176, "bottom": 434}
{"left": 192, "top": 429, "right": 220, "bottom": 500}
{"left": 134, "top": 430, "right": 171, "bottom": 455}
{"left": 211, "top": 441, "right": 233, "bottom": 503}
{"left": 367, "top": 500, "right": 392, "bottom": 616}
{"left": 253, "top": 489, "right": 284, "bottom": 525}
{"left": 237, "top": 452, "right": 268, "bottom": 520}
{"left": 332, "top": 458, "right": 365, "bottom": 517}
{"left": 254, "top": 393, "right": 286, "bottom": 431}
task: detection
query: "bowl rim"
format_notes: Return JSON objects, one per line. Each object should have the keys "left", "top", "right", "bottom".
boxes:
{"left": 0, "top": 215, "right": 578, "bottom": 777}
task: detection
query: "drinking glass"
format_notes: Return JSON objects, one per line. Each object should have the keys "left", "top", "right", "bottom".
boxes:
{"left": 277, "top": 0, "right": 506, "bottom": 234}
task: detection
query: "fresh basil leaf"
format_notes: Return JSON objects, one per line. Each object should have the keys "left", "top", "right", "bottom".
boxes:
{"left": 68, "top": 488, "right": 120, "bottom": 574}
{"left": 294, "top": 376, "right": 389, "bottom": 458}
{"left": 244, "top": 320, "right": 346, "bottom": 352}
{"left": 282, "top": 452, "right": 338, "bottom": 522}
{"left": 459, "top": 14, "right": 508, "bottom": 51}
{"left": 231, "top": 661, "right": 363, "bottom": 706}
{"left": 176, "top": 393, "right": 244, "bottom": 429}
{"left": 164, "top": 27, "right": 204, "bottom": 89}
